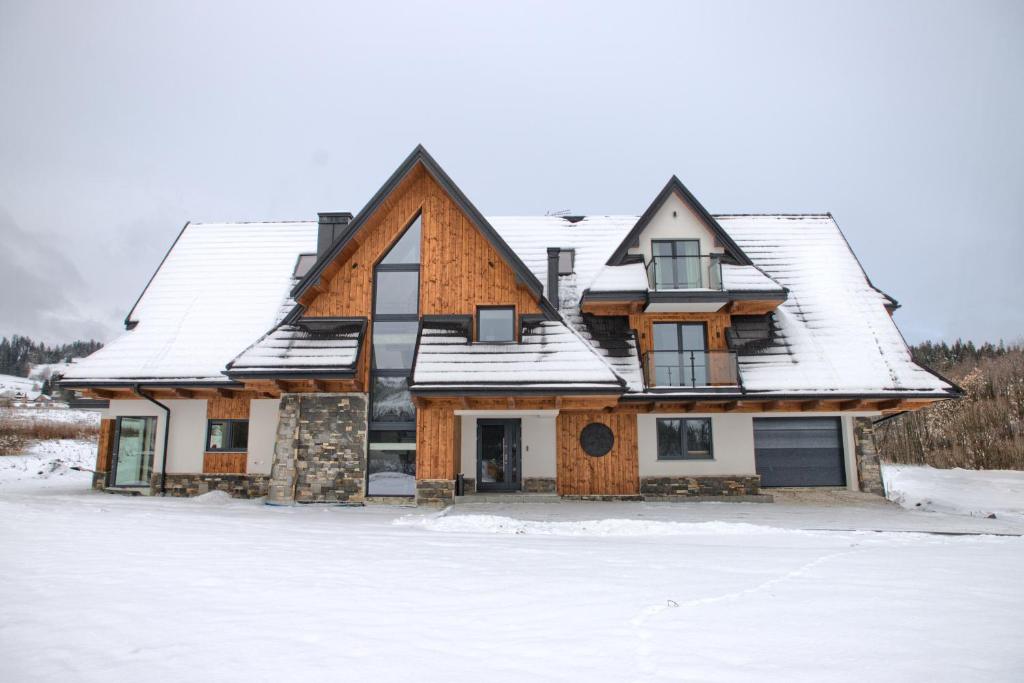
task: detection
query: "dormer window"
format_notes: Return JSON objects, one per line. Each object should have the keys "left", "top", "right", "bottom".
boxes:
{"left": 477, "top": 307, "right": 515, "bottom": 342}
{"left": 293, "top": 253, "right": 317, "bottom": 278}
{"left": 557, "top": 249, "right": 574, "bottom": 275}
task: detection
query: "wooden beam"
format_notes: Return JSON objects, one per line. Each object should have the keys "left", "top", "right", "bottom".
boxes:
{"left": 216, "top": 387, "right": 234, "bottom": 398}
{"left": 722, "top": 401, "right": 739, "bottom": 412}
{"left": 91, "top": 389, "right": 117, "bottom": 399}
{"left": 173, "top": 388, "right": 195, "bottom": 399}
{"left": 312, "top": 379, "right": 328, "bottom": 392}
{"left": 273, "top": 380, "right": 290, "bottom": 393}
{"left": 800, "top": 400, "right": 823, "bottom": 412}
{"left": 877, "top": 399, "right": 902, "bottom": 411}
{"left": 840, "top": 399, "right": 866, "bottom": 411}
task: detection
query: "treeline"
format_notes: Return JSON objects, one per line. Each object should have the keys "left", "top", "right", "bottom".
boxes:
{"left": 876, "top": 340, "right": 1024, "bottom": 470}
{"left": 0, "top": 336, "right": 103, "bottom": 378}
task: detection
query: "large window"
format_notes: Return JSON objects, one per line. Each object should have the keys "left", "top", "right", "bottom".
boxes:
{"left": 368, "top": 215, "right": 421, "bottom": 497}
{"left": 652, "top": 322, "right": 707, "bottom": 386}
{"left": 477, "top": 307, "right": 515, "bottom": 342}
{"left": 207, "top": 419, "right": 249, "bottom": 452}
{"left": 111, "top": 416, "right": 157, "bottom": 487}
{"left": 656, "top": 418, "right": 713, "bottom": 460}
{"left": 652, "top": 239, "right": 702, "bottom": 289}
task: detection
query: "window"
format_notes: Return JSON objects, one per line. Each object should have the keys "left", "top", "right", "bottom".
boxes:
{"left": 651, "top": 322, "right": 707, "bottom": 387}
{"left": 372, "top": 320, "right": 419, "bottom": 370}
{"left": 656, "top": 418, "right": 713, "bottom": 460}
{"left": 651, "top": 239, "right": 701, "bottom": 289}
{"left": 207, "top": 419, "right": 249, "bottom": 452}
{"left": 293, "top": 253, "right": 317, "bottom": 278}
{"left": 112, "top": 416, "right": 157, "bottom": 487}
{"left": 558, "top": 249, "right": 574, "bottom": 275}
{"left": 477, "top": 307, "right": 515, "bottom": 342}
{"left": 367, "top": 429, "right": 416, "bottom": 496}
{"left": 373, "top": 270, "right": 419, "bottom": 315}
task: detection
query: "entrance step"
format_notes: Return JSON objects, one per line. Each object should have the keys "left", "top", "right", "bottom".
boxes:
{"left": 452, "top": 493, "right": 561, "bottom": 504}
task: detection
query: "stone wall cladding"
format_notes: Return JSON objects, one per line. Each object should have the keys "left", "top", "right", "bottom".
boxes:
{"left": 416, "top": 479, "right": 455, "bottom": 507}
{"left": 92, "top": 471, "right": 107, "bottom": 490}
{"left": 154, "top": 473, "right": 270, "bottom": 498}
{"left": 267, "top": 393, "right": 368, "bottom": 505}
{"left": 854, "top": 417, "right": 885, "bottom": 496}
{"left": 640, "top": 475, "right": 760, "bottom": 497}
{"left": 522, "top": 477, "right": 557, "bottom": 494}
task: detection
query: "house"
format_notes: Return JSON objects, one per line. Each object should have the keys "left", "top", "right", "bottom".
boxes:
{"left": 61, "top": 146, "right": 958, "bottom": 505}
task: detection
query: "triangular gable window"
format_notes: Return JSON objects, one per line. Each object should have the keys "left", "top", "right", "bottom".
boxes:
{"left": 380, "top": 215, "right": 421, "bottom": 265}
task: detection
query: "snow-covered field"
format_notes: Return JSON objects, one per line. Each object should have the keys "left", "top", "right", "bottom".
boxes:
{"left": 1, "top": 463, "right": 1022, "bottom": 682}
{"left": 884, "top": 463, "right": 1024, "bottom": 519}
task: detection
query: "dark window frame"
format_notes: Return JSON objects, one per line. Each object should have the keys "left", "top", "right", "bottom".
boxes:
{"left": 205, "top": 418, "right": 249, "bottom": 452}
{"left": 656, "top": 417, "right": 714, "bottom": 460}
{"left": 110, "top": 415, "right": 158, "bottom": 488}
{"left": 475, "top": 305, "right": 517, "bottom": 343}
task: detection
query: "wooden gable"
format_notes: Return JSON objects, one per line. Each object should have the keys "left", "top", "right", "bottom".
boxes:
{"left": 303, "top": 164, "right": 541, "bottom": 318}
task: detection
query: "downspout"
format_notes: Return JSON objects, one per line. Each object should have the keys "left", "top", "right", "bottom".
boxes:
{"left": 133, "top": 384, "right": 170, "bottom": 495}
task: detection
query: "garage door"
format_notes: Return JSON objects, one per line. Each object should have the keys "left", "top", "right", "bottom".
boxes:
{"left": 753, "top": 418, "right": 846, "bottom": 487}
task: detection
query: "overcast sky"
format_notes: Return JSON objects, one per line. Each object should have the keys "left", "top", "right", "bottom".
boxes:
{"left": 1, "top": 0, "right": 1021, "bottom": 346}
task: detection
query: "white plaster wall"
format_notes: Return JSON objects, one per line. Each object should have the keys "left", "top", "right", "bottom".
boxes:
{"left": 248, "top": 398, "right": 281, "bottom": 475}
{"left": 629, "top": 192, "right": 725, "bottom": 263}
{"left": 458, "top": 413, "right": 557, "bottom": 479}
{"left": 104, "top": 399, "right": 207, "bottom": 474}
{"left": 638, "top": 413, "right": 756, "bottom": 476}
{"left": 638, "top": 411, "right": 876, "bottom": 489}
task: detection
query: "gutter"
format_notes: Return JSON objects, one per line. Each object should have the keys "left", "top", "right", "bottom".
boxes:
{"left": 133, "top": 384, "right": 170, "bottom": 496}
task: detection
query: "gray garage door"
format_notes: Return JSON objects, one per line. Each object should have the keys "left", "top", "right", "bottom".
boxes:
{"left": 753, "top": 417, "right": 846, "bottom": 487}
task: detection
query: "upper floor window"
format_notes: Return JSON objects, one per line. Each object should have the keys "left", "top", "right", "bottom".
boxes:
{"left": 651, "top": 322, "right": 707, "bottom": 387}
{"left": 651, "top": 239, "right": 702, "bottom": 289}
{"left": 477, "top": 307, "right": 515, "bottom": 342}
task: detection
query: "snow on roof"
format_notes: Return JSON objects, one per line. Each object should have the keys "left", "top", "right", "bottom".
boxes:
{"left": 718, "top": 215, "right": 951, "bottom": 394}
{"left": 228, "top": 322, "right": 363, "bottom": 376}
{"left": 63, "top": 222, "right": 317, "bottom": 383}
{"left": 720, "top": 264, "right": 786, "bottom": 293}
{"left": 588, "top": 263, "right": 647, "bottom": 292}
{"left": 412, "top": 319, "right": 623, "bottom": 390}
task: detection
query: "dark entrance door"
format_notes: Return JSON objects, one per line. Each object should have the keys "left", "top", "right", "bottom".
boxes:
{"left": 753, "top": 417, "right": 846, "bottom": 487}
{"left": 476, "top": 419, "right": 521, "bottom": 492}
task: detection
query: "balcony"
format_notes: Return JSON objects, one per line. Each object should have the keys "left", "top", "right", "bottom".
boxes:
{"left": 646, "top": 255, "right": 723, "bottom": 291}
{"left": 644, "top": 350, "right": 738, "bottom": 388}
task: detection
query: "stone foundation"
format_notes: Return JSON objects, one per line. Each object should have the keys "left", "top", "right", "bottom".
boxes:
{"left": 267, "top": 393, "right": 368, "bottom": 505}
{"left": 640, "top": 475, "right": 760, "bottom": 497}
{"left": 854, "top": 417, "right": 884, "bottom": 495}
{"left": 522, "top": 477, "right": 557, "bottom": 493}
{"left": 154, "top": 473, "right": 270, "bottom": 498}
{"left": 416, "top": 479, "right": 455, "bottom": 507}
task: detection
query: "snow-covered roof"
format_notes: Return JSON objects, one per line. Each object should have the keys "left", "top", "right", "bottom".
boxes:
{"left": 63, "top": 222, "right": 317, "bottom": 384}
{"left": 719, "top": 215, "right": 951, "bottom": 395}
{"left": 720, "top": 264, "right": 785, "bottom": 293}
{"left": 412, "top": 319, "right": 623, "bottom": 391}
{"left": 227, "top": 321, "right": 364, "bottom": 377}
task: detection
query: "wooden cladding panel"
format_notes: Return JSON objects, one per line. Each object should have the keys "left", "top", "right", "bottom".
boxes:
{"left": 203, "top": 452, "right": 247, "bottom": 474}
{"left": 207, "top": 396, "right": 250, "bottom": 419}
{"left": 419, "top": 174, "right": 539, "bottom": 317}
{"left": 556, "top": 411, "right": 639, "bottom": 496}
{"left": 416, "top": 405, "right": 459, "bottom": 480}
{"left": 628, "top": 311, "right": 732, "bottom": 356}
{"left": 96, "top": 418, "right": 115, "bottom": 472}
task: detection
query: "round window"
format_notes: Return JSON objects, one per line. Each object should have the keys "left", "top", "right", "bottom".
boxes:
{"left": 580, "top": 422, "right": 614, "bottom": 457}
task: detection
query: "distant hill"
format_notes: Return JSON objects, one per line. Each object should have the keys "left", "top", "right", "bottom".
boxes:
{"left": 0, "top": 336, "right": 103, "bottom": 379}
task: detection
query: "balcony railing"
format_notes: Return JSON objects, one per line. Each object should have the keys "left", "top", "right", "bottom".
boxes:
{"left": 644, "top": 350, "right": 738, "bottom": 388}
{"left": 646, "top": 255, "right": 723, "bottom": 291}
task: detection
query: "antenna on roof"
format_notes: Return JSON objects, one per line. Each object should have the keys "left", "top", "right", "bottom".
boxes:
{"left": 545, "top": 209, "right": 572, "bottom": 217}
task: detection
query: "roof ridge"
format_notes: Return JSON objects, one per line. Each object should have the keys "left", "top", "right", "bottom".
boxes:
{"left": 189, "top": 220, "right": 316, "bottom": 226}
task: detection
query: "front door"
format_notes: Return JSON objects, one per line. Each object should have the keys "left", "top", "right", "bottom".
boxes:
{"left": 476, "top": 419, "right": 521, "bottom": 492}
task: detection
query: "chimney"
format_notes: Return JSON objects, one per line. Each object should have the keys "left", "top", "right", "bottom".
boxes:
{"left": 317, "top": 212, "right": 353, "bottom": 258}
{"left": 547, "top": 247, "right": 560, "bottom": 309}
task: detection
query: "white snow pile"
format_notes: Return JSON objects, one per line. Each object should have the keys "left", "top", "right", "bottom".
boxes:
{"left": 188, "top": 490, "right": 237, "bottom": 505}
{"left": 396, "top": 513, "right": 806, "bottom": 537}
{"left": 0, "top": 439, "right": 95, "bottom": 485}
{"left": 884, "top": 464, "right": 1024, "bottom": 519}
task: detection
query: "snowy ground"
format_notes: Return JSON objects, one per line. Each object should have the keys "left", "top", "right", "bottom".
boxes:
{"left": 884, "top": 463, "right": 1024, "bottom": 520}
{"left": 1, "top": 466, "right": 1022, "bottom": 682}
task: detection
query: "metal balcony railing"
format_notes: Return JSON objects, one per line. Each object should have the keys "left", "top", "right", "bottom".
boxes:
{"left": 645, "top": 255, "right": 723, "bottom": 291}
{"left": 644, "top": 350, "right": 738, "bottom": 388}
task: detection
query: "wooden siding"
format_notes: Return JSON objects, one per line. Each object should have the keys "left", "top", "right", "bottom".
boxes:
{"left": 207, "top": 396, "right": 250, "bottom": 419}
{"left": 96, "top": 418, "right": 115, "bottom": 472}
{"left": 416, "top": 405, "right": 459, "bottom": 480}
{"left": 556, "top": 411, "right": 639, "bottom": 496}
{"left": 203, "top": 452, "right": 247, "bottom": 474}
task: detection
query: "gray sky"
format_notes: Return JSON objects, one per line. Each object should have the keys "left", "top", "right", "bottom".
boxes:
{"left": 1, "top": 0, "right": 1021, "bottom": 346}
